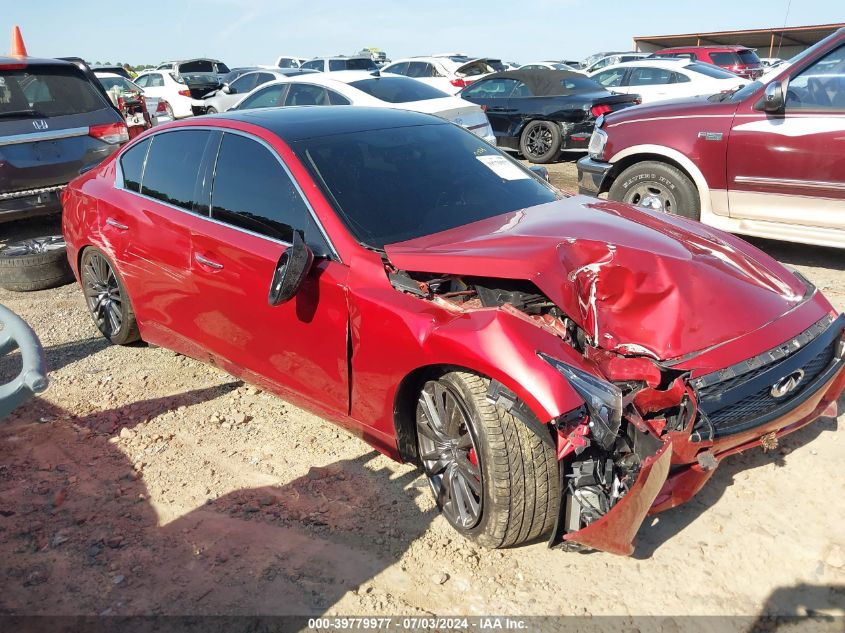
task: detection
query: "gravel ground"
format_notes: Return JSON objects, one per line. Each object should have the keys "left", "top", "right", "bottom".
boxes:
{"left": 0, "top": 160, "right": 843, "bottom": 619}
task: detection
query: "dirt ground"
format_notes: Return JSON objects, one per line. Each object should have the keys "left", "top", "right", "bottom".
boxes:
{"left": 0, "top": 159, "right": 844, "bottom": 620}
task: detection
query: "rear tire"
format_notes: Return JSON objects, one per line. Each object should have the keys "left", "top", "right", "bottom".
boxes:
{"left": 0, "top": 236, "right": 74, "bottom": 292}
{"left": 608, "top": 161, "right": 700, "bottom": 220}
{"left": 80, "top": 247, "right": 140, "bottom": 345}
{"left": 206, "top": 106, "right": 218, "bottom": 114}
{"left": 519, "top": 120, "right": 562, "bottom": 164}
{"left": 416, "top": 371, "right": 559, "bottom": 548}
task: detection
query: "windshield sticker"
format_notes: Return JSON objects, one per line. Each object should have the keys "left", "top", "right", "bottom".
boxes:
{"left": 476, "top": 155, "right": 530, "bottom": 181}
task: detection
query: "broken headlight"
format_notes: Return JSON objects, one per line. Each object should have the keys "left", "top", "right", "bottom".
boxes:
{"left": 539, "top": 352, "right": 622, "bottom": 449}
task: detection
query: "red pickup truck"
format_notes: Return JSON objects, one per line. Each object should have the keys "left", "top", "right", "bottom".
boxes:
{"left": 577, "top": 27, "right": 845, "bottom": 249}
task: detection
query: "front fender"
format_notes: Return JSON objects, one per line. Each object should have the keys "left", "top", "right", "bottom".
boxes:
{"left": 346, "top": 253, "right": 589, "bottom": 445}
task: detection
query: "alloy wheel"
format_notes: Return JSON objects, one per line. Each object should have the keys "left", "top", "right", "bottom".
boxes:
{"left": 416, "top": 381, "right": 483, "bottom": 529}
{"left": 525, "top": 123, "right": 554, "bottom": 158}
{"left": 82, "top": 251, "right": 123, "bottom": 338}
{"left": 3, "top": 236, "right": 66, "bottom": 257}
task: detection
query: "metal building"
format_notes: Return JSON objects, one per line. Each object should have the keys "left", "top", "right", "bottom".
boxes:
{"left": 633, "top": 23, "right": 845, "bottom": 60}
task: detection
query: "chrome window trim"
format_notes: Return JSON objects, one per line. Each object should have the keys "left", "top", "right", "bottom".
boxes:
{"left": 0, "top": 126, "right": 89, "bottom": 147}
{"left": 734, "top": 175, "right": 845, "bottom": 191}
{"left": 113, "top": 126, "right": 340, "bottom": 261}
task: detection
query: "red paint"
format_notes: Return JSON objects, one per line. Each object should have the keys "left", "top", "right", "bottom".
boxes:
{"left": 564, "top": 442, "right": 673, "bottom": 556}
{"left": 651, "top": 46, "right": 763, "bottom": 79}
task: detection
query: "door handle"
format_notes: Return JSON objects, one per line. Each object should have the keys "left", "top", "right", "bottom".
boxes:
{"left": 194, "top": 253, "right": 224, "bottom": 270}
{"left": 106, "top": 217, "right": 129, "bottom": 230}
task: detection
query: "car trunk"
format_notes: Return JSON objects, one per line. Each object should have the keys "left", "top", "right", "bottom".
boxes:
{"left": 179, "top": 73, "right": 220, "bottom": 99}
{"left": 407, "top": 98, "right": 490, "bottom": 136}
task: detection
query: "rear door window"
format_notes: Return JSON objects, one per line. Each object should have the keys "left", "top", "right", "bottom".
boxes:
{"left": 210, "top": 133, "right": 308, "bottom": 243}
{"left": 141, "top": 130, "right": 211, "bottom": 212}
{"left": 628, "top": 67, "right": 673, "bottom": 85}
{"left": 119, "top": 138, "right": 151, "bottom": 193}
{"left": 235, "top": 84, "right": 286, "bottom": 109}
{"left": 593, "top": 68, "right": 626, "bottom": 87}
{"left": 284, "top": 84, "right": 327, "bottom": 106}
{"left": 384, "top": 62, "right": 409, "bottom": 75}
{"left": 327, "top": 90, "right": 351, "bottom": 105}
{"left": 229, "top": 73, "right": 258, "bottom": 94}
{"left": 0, "top": 66, "right": 108, "bottom": 116}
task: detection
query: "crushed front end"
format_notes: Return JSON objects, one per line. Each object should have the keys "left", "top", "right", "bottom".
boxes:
{"left": 546, "top": 312, "right": 845, "bottom": 555}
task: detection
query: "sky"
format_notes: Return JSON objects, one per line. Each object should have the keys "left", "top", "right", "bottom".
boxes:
{"left": 4, "top": 0, "right": 844, "bottom": 67}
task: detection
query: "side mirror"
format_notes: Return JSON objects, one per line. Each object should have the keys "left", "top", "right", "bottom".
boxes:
{"left": 757, "top": 80, "right": 784, "bottom": 112}
{"left": 222, "top": 83, "right": 232, "bottom": 94}
{"left": 528, "top": 165, "right": 550, "bottom": 182}
{"left": 268, "top": 231, "right": 314, "bottom": 306}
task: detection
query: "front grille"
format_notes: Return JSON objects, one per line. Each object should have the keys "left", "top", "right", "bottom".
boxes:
{"left": 692, "top": 315, "right": 843, "bottom": 439}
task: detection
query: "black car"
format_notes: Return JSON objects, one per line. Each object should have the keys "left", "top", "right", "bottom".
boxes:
{"left": 459, "top": 70, "right": 640, "bottom": 163}
{"left": 0, "top": 56, "right": 128, "bottom": 291}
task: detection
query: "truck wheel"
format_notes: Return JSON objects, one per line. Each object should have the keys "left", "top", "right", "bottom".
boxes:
{"left": 416, "top": 371, "right": 559, "bottom": 548}
{"left": 519, "top": 120, "right": 562, "bottom": 164}
{"left": 0, "top": 236, "right": 74, "bottom": 292}
{"left": 609, "top": 161, "right": 700, "bottom": 220}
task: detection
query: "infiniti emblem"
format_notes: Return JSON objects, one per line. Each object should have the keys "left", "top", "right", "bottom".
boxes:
{"left": 32, "top": 120, "right": 49, "bottom": 131}
{"left": 770, "top": 369, "right": 805, "bottom": 399}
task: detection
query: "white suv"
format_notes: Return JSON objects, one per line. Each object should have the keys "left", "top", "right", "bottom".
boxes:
{"left": 299, "top": 56, "right": 379, "bottom": 73}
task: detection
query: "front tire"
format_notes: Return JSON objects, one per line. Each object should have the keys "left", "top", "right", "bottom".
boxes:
{"left": 519, "top": 120, "right": 562, "bottom": 164}
{"left": 80, "top": 247, "right": 140, "bottom": 345}
{"left": 416, "top": 371, "right": 559, "bottom": 548}
{"left": 206, "top": 106, "right": 218, "bottom": 115}
{"left": 608, "top": 161, "right": 700, "bottom": 220}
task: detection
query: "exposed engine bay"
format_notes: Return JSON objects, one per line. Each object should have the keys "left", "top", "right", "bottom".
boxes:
{"left": 388, "top": 269, "right": 697, "bottom": 547}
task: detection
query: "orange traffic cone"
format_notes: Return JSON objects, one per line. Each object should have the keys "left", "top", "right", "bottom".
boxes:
{"left": 10, "top": 26, "right": 27, "bottom": 57}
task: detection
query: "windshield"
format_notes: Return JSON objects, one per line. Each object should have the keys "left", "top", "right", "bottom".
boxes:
{"left": 709, "top": 80, "right": 761, "bottom": 103}
{"left": 294, "top": 123, "right": 561, "bottom": 249}
{"left": 349, "top": 77, "right": 448, "bottom": 103}
{"left": 0, "top": 66, "right": 108, "bottom": 117}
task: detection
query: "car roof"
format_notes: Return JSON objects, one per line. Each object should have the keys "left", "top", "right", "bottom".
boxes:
{"left": 595, "top": 59, "right": 691, "bottom": 70}
{"left": 214, "top": 106, "right": 445, "bottom": 142}
{"left": 0, "top": 56, "right": 79, "bottom": 68}
{"left": 657, "top": 45, "right": 751, "bottom": 52}
{"left": 478, "top": 69, "right": 594, "bottom": 95}
{"left": 94, "top": 72, "right": 126, "bottom": 78}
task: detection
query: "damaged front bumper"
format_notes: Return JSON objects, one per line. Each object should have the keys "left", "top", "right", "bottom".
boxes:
{"left": 549, "top": 314, "right": 845, "bottom": 556}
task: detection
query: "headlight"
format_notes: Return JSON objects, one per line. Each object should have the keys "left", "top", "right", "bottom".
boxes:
{"left": 588, "top": 127, "right": 608, "bottom": 160}
{"left": 539, "top": 352, "right": 622, "bottom": 449}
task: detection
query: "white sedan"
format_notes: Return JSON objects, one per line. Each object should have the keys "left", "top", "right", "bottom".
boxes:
{"left": 589, "top": 59, "right": 746, "bottom": 104}
{"left": 133, "top": 70, "right": 203, "bottom": 119}
{"left": 229, "top": 71, "right": 495, "bottom": 144}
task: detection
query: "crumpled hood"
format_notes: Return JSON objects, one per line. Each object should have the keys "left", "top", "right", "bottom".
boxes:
{"left": 384, "top": 196, "right": 807, "bottom": 360}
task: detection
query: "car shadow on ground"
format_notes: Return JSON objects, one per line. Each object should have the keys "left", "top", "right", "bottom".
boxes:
{"left": 751, "top": 582, "right": 845, "bottom": 624}
{"left": 633, "top": 392, "right": 843, "bottom": 559}
{"left": 746, "top": 237, "right": 845, "bottom": 273}
{"left": 0, "top": 390, "right": 435, "bottom": 615}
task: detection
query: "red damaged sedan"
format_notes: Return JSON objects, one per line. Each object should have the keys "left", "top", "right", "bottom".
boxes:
{"left": 61, "top": 107, "right": 845, "bottom": 555}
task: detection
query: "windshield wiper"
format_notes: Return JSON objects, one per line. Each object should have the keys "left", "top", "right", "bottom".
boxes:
{"left": 0, "top": 108, "right": 50, "bottom": 119}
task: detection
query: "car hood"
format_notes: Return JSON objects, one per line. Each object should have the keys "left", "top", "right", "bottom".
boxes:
{"left": 604, "top": 93, "right": 739, "bottom": 124}
{"left": 384, "top": 196, "right": 807, "bottom": 361}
